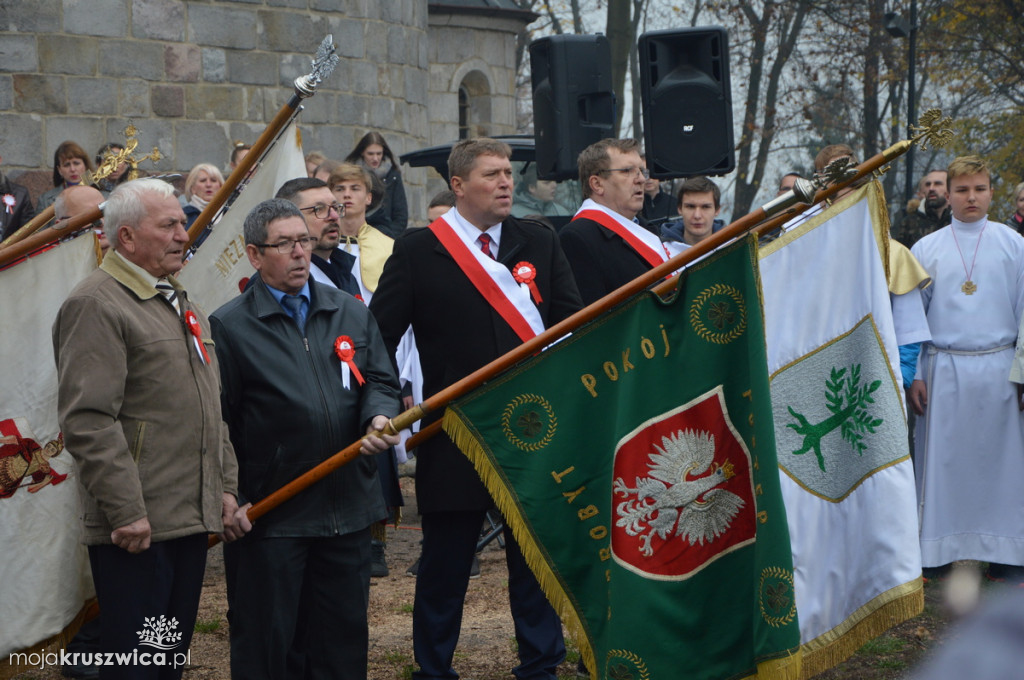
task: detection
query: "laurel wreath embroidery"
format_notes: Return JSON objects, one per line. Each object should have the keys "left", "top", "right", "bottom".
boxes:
{"left": 605, "top": 649, "right": 651, "bottom": 680}
{"left": 689, "top": 284, "right": 747, "bottom": 344}
{"left": 758, "top": 565, "right": 797, "bottom": 628}
{"left": 501, "top": 394, "right": 557, "bottom": 452}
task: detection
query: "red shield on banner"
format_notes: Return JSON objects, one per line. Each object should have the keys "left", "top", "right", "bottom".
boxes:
{"left": 611, "top": 387, "right": 756, "bottom": 580}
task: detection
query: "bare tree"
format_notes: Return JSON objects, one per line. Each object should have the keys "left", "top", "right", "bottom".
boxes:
{"left": 727, "top": 0, "right": 812, "bottom": 215}
{"left": 606, "top": 0, "right": 632, "bottom": 135}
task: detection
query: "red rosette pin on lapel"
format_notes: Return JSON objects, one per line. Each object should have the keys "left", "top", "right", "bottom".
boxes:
{"left": 184, "top": 311, "right": 210, "bottom": 365}
{"left": 512, "top": 261, "right": 543, "bottom": 304}
{"left": 334, "top": 335, "right": 365, "bottom": 389}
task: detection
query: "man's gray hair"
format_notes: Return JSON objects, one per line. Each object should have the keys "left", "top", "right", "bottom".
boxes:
{"left": 243, "top": 198, "right": 305, "bottom": 246}
{"left": 103, "top": 178, "right": 177, "bottom": 245}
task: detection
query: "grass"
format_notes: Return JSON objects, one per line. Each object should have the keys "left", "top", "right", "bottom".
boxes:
{"left": 193, "top": 618, "right": 221, "bottom": 633}
{"left": 383, "top": 651, "right": 411, "bottom": 665}
{"left": 398, "top": 603, "right": 414, "bottom": 614}
{"left": 859, "top": 636, "right": 905, "bottom": 656}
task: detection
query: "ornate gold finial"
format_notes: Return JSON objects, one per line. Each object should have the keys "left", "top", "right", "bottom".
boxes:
{"left": 812, "top": 157, "right": 857, "bottom": 190}
{"left": 87, "top": 123, "right": 163, "bottom": 185}
{"left": 909, "top": 109, "right": 955, "bottom": 150}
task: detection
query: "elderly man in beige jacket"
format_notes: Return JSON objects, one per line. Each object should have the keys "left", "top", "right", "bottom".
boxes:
{"left": 53, "top": 178, "right": 246, "bottom": 679}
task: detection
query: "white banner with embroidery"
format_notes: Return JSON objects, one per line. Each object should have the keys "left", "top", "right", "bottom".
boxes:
{"left": 0, "top": 233, "right": 98, "bottom": 660}
{"left": 758, "top": 183, "right": 922, "bottom": 677}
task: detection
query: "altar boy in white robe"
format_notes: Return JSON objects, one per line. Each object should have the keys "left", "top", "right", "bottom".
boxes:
{"left": 909, "top": 155, "right": 1024, "bottom": 583}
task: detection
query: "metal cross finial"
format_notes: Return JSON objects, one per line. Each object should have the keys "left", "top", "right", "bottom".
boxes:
{"left": 88, "top": 123, "right": 163, "bottom": 185}
{"left": 294, "top": 35, "right": 339, "bottom": 98}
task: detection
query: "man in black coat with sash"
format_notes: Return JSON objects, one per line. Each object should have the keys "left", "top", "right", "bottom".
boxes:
{"left": 370, "top": 138, "right": 582, "bottom": 680}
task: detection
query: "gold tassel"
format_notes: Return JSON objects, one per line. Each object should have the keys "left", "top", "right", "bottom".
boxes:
{"left": 752, "top": 649, "right": 803, "bottom": 680}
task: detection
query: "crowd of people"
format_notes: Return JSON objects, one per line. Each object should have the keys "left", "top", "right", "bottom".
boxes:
{"left": 1, "top": 126, "right": 1018, "bottom": 680}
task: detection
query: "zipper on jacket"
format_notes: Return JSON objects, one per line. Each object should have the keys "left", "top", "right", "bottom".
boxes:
{"left": 302, "top": 326, "right": 342, "bottom": 535}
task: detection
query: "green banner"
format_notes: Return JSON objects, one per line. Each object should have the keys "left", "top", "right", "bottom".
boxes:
{"left": 444, "top": 236, "right": 801, "bottom": 680}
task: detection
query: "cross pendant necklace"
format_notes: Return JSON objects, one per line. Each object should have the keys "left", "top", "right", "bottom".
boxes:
{"left": 949, "top": 222, "right": 986, "bottom": 296}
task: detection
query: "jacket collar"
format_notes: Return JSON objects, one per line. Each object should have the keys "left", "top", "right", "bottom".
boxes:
{"left": 250, "top": 275, "right": 340, "bottom": 321}
{"left": 101, "top": 250, "right": 184, "bottom": 301}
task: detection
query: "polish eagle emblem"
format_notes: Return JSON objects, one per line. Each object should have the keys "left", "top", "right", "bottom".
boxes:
{"left": 613, "top": 429, "right": 745, "bottom": 557}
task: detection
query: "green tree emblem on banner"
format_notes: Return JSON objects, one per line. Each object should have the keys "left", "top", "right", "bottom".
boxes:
{"left": 786, "top": 364, "right": 883, "bottom": 471}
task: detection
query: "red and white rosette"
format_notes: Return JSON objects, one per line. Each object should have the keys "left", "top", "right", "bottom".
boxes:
{"left": 334, "top": 335, "right": 365, "bottom": 389}
{"left": 2, "top": 194, "right": 14, "bottom": 215}
{"left": 184, "top": 311, "right": 210, "bottom": 365}
{"left": 512, "top": 261, "right": 543, "bottom": 304}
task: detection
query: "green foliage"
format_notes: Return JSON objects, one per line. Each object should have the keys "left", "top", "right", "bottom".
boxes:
{"left": 193, "top": 618, "right": 221, "bottom": 634}
{"left": 859, "top": 635, "right": 905, "bottom": 655}
{"left": 384, "top": 651, "right": 411, "bottom": 664}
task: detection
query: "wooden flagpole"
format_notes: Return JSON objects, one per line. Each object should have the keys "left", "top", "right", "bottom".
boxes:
{"left": 0, "top": 207, "right": 100, "bottom": 269}
{"left": 209, "top": 112, "right": 955, "bottom": 546}
{"left": 0, "top": 205, "right": 57, "bottom": 250}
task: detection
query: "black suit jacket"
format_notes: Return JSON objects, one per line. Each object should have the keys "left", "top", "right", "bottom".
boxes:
{"left": 369, "top": 216, "right": 582, "bottom": 513}
{"left": 559, "top": 214, "right": 657, "bottom": 306}
{"left": 0, "top": 175, "right": 35, "bottom": 240}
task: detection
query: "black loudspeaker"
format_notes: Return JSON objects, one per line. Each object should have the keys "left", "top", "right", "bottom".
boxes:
{"left": 530, "top": 34, "right": 616, "bottom": 181}
{"left": 639, "top": 27, "right": 734, "bottom": 178}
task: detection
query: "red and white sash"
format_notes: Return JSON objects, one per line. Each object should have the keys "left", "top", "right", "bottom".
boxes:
{"left": 428, "top": 211, "right": 545, "bottom": 342}
{"left": 573, "top": 200, "right": 669, "bottom": 269}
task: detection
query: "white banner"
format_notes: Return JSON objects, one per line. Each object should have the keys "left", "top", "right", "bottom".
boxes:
{"left": 759, "top": 183, "right": 922, "bottom": 675}
{"left": 178, "top": 120, "right": 306, "bottom": 313}
{"left": 0, "top": 234, "right": 98, "bottom": 659}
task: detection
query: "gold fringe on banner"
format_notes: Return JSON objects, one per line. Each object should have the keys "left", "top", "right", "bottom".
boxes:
{"left": 798, "top": 579, "right": 924, "bottom": 679}
{"left": 740, "top": 649, "right": 803, "bottom": 680}
{"left": 0, "top": 598, "right": 98, "bottom": 680}
{"left": 441, "top": 408, "right": 599, "bottom": 677}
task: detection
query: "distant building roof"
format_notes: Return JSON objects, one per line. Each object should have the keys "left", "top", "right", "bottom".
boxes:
{"left": 428, "top": 0, "right": 539, "bottom": 23}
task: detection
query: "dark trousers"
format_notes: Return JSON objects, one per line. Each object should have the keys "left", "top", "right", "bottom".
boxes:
{"left": 225, "top": 528, "right": 372, "bottom": 680}
{"left": 413, "top": 510, "right": 566, "bottom": 680}
{"left": 87, "top": 533, "right": 207, "bottom": 680}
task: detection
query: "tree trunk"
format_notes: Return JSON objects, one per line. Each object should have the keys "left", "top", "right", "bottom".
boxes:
{"left": 606, "top": 0, "right": 632, "bottom": 136}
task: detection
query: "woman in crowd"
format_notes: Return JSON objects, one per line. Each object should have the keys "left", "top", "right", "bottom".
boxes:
{"left": 1006, "top": 181, "right": 1024, "bottom": 235}
{"left": 345, "top": 131, "right": 407, "bottom": 236}
{"left": 305, "top": 151, "right": 327, "bottom": 177}
{"left": 37, "top": 141, "right": 94, "bottom": 210}
{"left": 182, "top": 163, "right": 224, "bottom": 230}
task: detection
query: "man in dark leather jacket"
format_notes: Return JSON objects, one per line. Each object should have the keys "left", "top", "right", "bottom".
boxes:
{"left": 211, "top": 198, "right": 401, "bottom": 680}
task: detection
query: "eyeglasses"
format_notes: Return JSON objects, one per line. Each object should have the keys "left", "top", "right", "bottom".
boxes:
{"left": 599, "top": 166, "right": 651, "bottom": 180}
{"left": 299, "top": 202, "right": 344, "bottom": 219}
{"left": 255, "top": 236, "right": 317, "bottom": 254}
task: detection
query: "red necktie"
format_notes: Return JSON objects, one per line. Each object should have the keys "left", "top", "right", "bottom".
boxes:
{"left": 478, "top": 233, "right": 495, "bottom": 260}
